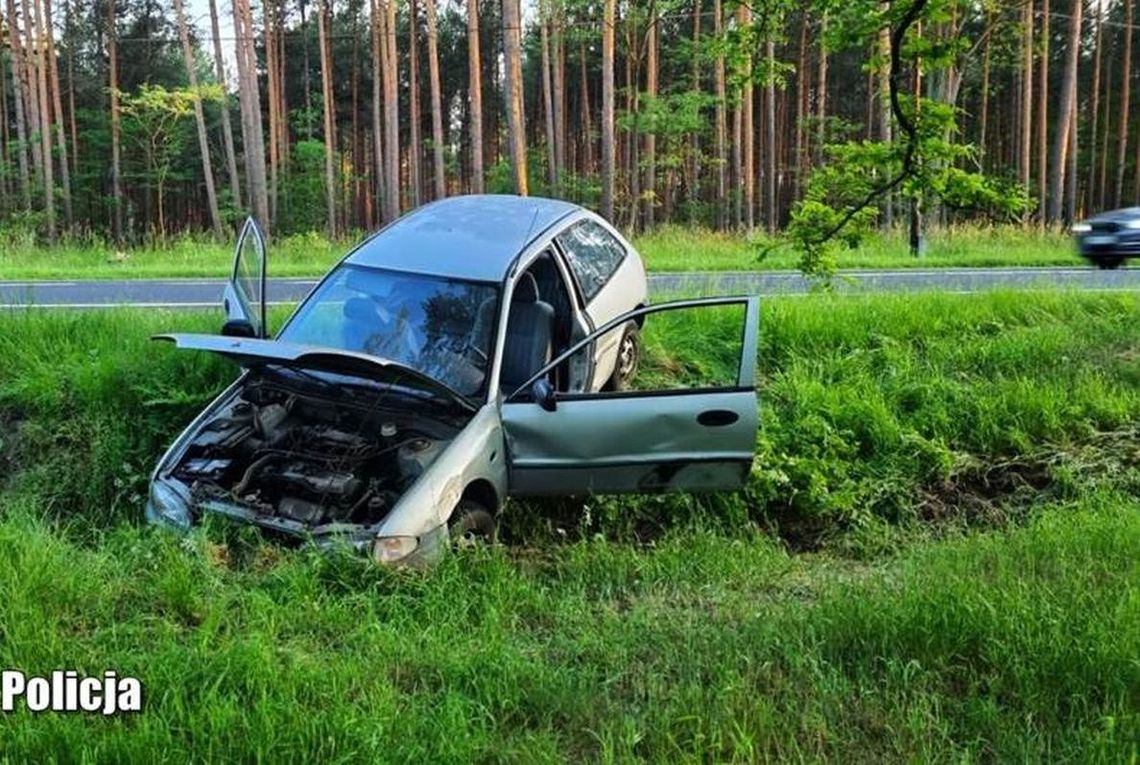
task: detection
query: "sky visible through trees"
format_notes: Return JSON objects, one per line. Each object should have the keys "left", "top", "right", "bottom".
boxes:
{"left": 0, "top": 0, "right": 1136, "bottom": 246}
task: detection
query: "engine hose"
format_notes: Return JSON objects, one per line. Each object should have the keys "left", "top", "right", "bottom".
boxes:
{"left": 233, "top": 452, "right": 280, "bottom": 497}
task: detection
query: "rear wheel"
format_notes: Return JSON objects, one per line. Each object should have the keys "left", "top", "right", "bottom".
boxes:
{"left": 605, "top": 323, "right": 641, "bottom": 391}
{"left": 1093, "top": 254, "right": 1126, "bottom": 270}
{"left": 448, "top": 499, "right": 496, "bottom": 547}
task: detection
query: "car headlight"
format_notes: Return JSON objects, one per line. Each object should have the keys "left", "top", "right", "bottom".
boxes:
{"left": 145, "top": 479, "right": 192, "bottom": 531}
{"left": 1071, "top": 222, "right": 1092, "bottom": 233}
{"left": 372, "top": 535, "right": 419, "bottom": 564}
{"left": 1123, "top": 219, "right": 1140, "bottom": 230}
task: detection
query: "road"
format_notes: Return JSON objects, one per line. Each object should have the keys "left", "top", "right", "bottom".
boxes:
{"left": 0, "top": 266, "right": 1137, "bottom": 308}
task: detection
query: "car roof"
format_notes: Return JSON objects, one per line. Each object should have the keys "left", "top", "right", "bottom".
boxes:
{"left": 344, "top": 194, "right": 582, "bottom": 281}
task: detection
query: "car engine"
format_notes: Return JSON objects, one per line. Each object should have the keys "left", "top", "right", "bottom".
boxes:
{"left": 170, "top": 376, "right": 458, "bottom": 528}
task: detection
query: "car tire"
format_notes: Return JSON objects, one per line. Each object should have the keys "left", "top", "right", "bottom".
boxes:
{"left": 448, "top": 499, "right": 496, "bottom": 547}
{"left": 605, "top": 323, "right": 641, "bottom": 392}
{"left": 1093, "top": 254, "right": 1126, "bottom": 270}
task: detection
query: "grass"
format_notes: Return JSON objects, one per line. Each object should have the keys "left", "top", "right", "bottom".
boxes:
{"left": 0, "top": 291, "right": 1137, "bottom": 759}
{"left": 0, "top": 224, "right": 1082, "bottom": 280}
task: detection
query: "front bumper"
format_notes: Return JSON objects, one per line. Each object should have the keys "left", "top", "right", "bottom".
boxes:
{"left": 1077, "top": 230, "right": 1140, "bottom": 257}
{"left": 146, "top": 478, "right": 449, "bottom": 567}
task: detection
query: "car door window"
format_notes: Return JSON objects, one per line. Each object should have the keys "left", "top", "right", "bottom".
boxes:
{"left": 555, "top": 220, "right": 627, "bottom": 302}
{"left": 508, "top": 298, "right": 756, "bottom": 402}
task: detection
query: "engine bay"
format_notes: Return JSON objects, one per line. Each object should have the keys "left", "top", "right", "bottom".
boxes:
{"left": 170, "top": 374, "right": 460, "bottom": 529}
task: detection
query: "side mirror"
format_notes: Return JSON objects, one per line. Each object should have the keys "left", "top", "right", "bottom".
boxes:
{"left": 222, "top": 319, "right": 257, "bottom": 338}
{"left": 532, "top": 378, "right": 557, "bottom": 412}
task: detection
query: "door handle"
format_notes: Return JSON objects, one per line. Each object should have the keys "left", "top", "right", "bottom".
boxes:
{"left": 697, "top": 409, "right": 739, "bottom": 427}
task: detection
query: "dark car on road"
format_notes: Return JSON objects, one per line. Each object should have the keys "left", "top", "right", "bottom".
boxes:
{"left": 1072, "top": 207, "right": 1140, "bottom": 269}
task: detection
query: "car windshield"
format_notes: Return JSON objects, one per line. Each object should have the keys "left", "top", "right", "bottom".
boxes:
{"left": 277, "top": 265, "right": 500, "bottom": 398}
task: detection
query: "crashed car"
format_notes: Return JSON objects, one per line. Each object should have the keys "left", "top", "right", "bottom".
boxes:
{"left": 147, "top": 195, "right": 759, "bottom": 565}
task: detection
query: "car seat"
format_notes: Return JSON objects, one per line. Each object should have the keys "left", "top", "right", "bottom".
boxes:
{"left": 499, "top": 272, "right": 554, "bottom": 395}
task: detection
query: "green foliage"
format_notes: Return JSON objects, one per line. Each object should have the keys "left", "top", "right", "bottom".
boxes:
{"left": 278, "top": 139, "right": 330, "bottom": 235}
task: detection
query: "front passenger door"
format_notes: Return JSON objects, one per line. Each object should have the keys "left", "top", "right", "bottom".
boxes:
{"left": 500, "top": 297, "right": 759, "bottom": 495}
{"left": 222, "top": 217, "right": 268, "bottom": 338}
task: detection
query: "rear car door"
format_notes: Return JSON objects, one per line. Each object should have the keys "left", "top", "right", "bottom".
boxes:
{"left": 222, "top": 217, "right": 268, "bottom": 338}
{"left": 500, "top": 297, "right": 759, "bottom": 495}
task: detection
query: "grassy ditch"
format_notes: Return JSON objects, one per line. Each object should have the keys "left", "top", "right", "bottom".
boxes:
{"left": 0, "top": 224, "right": 1081, "bottom": 280}
{"left": 0, "top": 291, "right": 1136, "bottom": 759}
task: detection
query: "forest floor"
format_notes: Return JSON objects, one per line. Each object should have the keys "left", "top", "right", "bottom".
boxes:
{"left": 0, "top": 290, "right": 1135, "bottom": 759}
{"left": 0, "top": 224, "right": 1081, "bottom": 280}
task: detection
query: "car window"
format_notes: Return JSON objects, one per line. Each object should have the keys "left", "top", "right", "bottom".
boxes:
{"left": 513, "top": 301, "right": 747, "bottom": 399}
{"left": 277, "top": 265, "right": 500, "bottom": 398}
{"left": 556, "top": 220, "right": 627, "bottom": 302}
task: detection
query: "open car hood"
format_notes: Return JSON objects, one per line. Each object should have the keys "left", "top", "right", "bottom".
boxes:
{"left": 154, "top": 334, "right": 475, "bottom": 412}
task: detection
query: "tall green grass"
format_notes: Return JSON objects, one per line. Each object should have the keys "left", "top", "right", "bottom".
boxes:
{"left": 1, "top": 291, "right": 1137, "bottom": 540}
{"left": 0, "top": 224, "right": 1082, "bottom": 280}
{"left": 0, "top": 292, "right": 1136, "bottom": 760}
{"left": 0, "top": 495, "right": 1134, "bottom": 760}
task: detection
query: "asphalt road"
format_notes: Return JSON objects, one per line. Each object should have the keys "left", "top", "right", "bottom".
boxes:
{"left": 0, "top": 266, "right": 1137, "bottom": 308}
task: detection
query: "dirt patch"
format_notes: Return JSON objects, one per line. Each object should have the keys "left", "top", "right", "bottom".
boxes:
{"left": 920, "top": 427, "right": 1140, "bottom": 527}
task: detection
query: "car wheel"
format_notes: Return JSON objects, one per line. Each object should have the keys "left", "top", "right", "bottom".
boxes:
{"left": 1093, "top": 254, "right": 1126, "bottom": 270}
{"left": 448, "top": 499, "right": 496, "bottom": 547}
{"left": 605, "top": 323, "right": 641, "bottom": 391}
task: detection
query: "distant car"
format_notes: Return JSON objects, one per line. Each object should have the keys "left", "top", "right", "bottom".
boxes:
{"left": 1072, "top": 207, "right": 1140, "bottom": 269}
{"left": 146, "top": 195, "right": 760, "bottom": 565}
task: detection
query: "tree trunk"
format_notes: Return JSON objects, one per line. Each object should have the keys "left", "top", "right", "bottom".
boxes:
{"left": 425, "top": 0, "right": 446, "bottom": 199}
{"left": 264, "top": 0, "right": 281, "bottom": 222}
{"left": 64, "top": 0, "right": 78, "bottom": 182}
{"left": 601, "top": 0, "right": 615, "bottom": 219}
{"left": 579, "top": 36, "right": 593, "bottom": 178}
{"left": 1019, "top": 0, "right": 1033, "bottom": 202}
{"left": 687, "top": 0, "right": 701, "bottom": 213}
{"left": 714, "top": 0, "right": 726, "bottom": 230}
{"left": 371, "top": 0, "right": 386, "bottom": 221}
{"left": 878, "top": 12, "right": 893, "bottom": 228}
{"left": 209, "top": 0, "right": 241, "bottom": 211}
{"left": 1087, "top": 4, "right": 1102, "bottom": 210}
{"left": 32, "top": 0, "right": 56, "bottom": 241}
{"left": 541, "top": 3, "right": 557, "bottom": 190}
{"left": 502, "top": 0, "right": 528, "bottom": 195}
{"left": 382, "top": 0, "right": 400, "bottom": 219}
{"left": 1098, "top": 47, "right": 1113, "bottom": 210}
{"left": 106, "top": 0, "right": 122, "bottom": 241}
{"left": 408, "top": 0, "right": 422, "bottom": 206}
{"left": 792, "top": 12, "right": 807, "bottom": 205}
{"left": 175, "top": 0, "right": 223, "bottom": 237}
{"left": 233, "top": 0, "right": 271, "bottom": 230}
{"left": 816, "top": 14, "right": 828, "bottom": 163}
{"left": 1047, "top": 0, "right": 1081, "bottom": 224}
{"left": 738, "top": 3, "right": 753, "bottom": 230}
{"left": 978, "top": 7, "right": 992, "bottom": 164}
{"left": 317, "top": 0, "right": 337, "bottom": 237}
{"left": 467, "top": 0, "right": 484, "bottom": 193}
{"left": 644, "top": 4, "right": 658, "bottom": 228}
{"left": 43, "top": 0, "right": 71, "bottom": 229}
{"left": 552, "top": 3, "right": 566, "bottom": 186}
{"left": 6, "top": 0, "right": 31, "bottom": 211}
{"left": 1114, "top": 0, "right": 1132, "bottom": 207}
{"left": 765, "top": 35, "right": 776, "bottom": 232}
{"left": 1036, "top": 0, "right": 1048, "bottom": 223}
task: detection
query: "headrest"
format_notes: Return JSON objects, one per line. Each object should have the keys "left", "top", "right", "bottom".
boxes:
{"left": 513, "top": 272, "right": 539, "bottom": 304}
{"left": 343, "top": 296, "right": 378, "bottom": 322}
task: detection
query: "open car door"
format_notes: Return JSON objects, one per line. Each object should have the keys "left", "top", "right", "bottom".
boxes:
{"left": 501, "top": 296, "right": 759, "bottom": 495}
{"left": 222, "top": 217, "right": 268, "bottom": 338}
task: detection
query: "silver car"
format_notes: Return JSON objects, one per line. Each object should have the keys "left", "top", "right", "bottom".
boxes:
{"left": 147, "top": 195, "right": 759, "bottom": 565}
